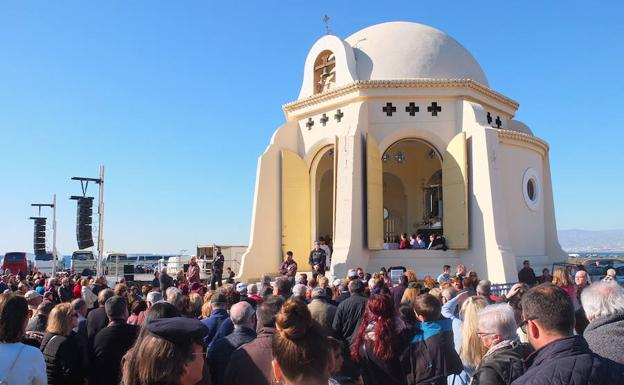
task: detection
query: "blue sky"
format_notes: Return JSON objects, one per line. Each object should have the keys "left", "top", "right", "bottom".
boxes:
{"left": 1, "top": 1, "right": 623, "bottom": 255}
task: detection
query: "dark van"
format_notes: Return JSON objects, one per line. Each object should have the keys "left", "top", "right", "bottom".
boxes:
{"left": 2, "top": 252, "right": 29, "bottom": 274}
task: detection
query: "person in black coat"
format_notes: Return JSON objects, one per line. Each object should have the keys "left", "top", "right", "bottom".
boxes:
{"left": 208, "top": 301, "right": 257, "bottom": 385}
{"left": 86, "top": 288, "right": 114, "bottom": 348}
{"left": 471, "top": 304, "right": 527, "bottom": 385}
{"left": 210, "top": 248, "right": 225, "bottom": 291}
{"left": 511, "top": 284, "right": 624, "bottom": 385}
{"left": 40, "top": 302, "right": 87, "bottom": 385}
{"left": 159, "top": 267, "right": 174, "bottom": 293}
{"left": 517, "top": 260, "right": 537, "bottom": 286}
{"left": 308, "top": 242, "right": 327, "bottom": 274}
{"left": 91, "top": 296, "right": 139, "bottom": 385}
{"left": 332, "top": 279, "right": 368, "bottom": 345}
{"left": 57, "top": 277, "right": 74, "bottom": 303}
{"left": 351, "top": 294, "right": 408, "bottom": 385}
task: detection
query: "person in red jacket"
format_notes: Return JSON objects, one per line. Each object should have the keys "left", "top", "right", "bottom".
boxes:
{"left": 73, "top": 278, "right": 82, "bottom": 299}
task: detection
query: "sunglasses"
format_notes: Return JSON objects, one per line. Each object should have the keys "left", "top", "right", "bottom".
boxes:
{"left": 519, "top": 317, "right": 538, "bottom": 334}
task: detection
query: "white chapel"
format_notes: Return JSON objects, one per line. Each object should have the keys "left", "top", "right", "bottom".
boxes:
{"left": 237, "top": 21, "right": 566, "bottom": 283}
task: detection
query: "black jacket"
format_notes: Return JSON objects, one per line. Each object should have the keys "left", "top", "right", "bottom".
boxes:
{"left": 471, "top": 342, "right": 526, "bottom": 385}
{"left": 86, "top": 306, "right": 108, "bottom": 349}
{"left": 517, "top": 268, "right": 536, "bottom": 286}
{"left": 208, "top": 326, "right": 257, "bottom": 385}
{"left": 40, "top": 332, "right": 86, "bottom": 385}
{"left": 510, "top": 335, "right": 624, "bottom": 385}
{"left": 159, "top": 272, "right": 174, "bottom": 292}
{"left": 332, "top": 293, "right": 368, "bottom": 345}
{"left": 399, "top": 318, "right": 462, "bottom": 385}
{"left": 308, "top": 249, "right": 327, "bottom": 271}
{"left": 91, "top": 322, "right": 139, "bottom": 385}
{"left": 58, "top": 285, "right": 74, "bottom": 303}
{"left": 357, "top": 324, "right": 410, "bottom": 385}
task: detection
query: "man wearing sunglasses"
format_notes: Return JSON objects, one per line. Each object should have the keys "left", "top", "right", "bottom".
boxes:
{"left": 511, "top": 285, "right": 624, "bottom": 385}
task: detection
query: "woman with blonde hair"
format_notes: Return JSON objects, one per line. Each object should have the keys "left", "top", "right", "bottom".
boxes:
{"left": 457, "top": 296, "right": 488, "bottom": 384}
{"left": 405, "top": 270, "right": 418, "bottom": 283}
{"left": 80, "top": 278, "right": 97, "bottom": 310}
{"left": 40, "top": 303, "right": 86, "bottom": 385}
{"left": 401, "top": 282, "right": 421, "bottom": 305}
{"left": 552, "top": 268, "right": 575, "bottom": 303}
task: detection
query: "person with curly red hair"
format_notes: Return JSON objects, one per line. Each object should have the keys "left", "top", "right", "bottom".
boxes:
{"left": 351, "top": 294, "right": 408, "bottom": 385}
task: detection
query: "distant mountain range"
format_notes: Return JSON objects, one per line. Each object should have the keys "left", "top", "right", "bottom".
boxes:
{"left": 558, "top": 229, "right": 624, "bottom": 252}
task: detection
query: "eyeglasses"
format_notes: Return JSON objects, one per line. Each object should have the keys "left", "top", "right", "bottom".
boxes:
{"left": 519, "top": 317, "right": 538, "bottom": 334}
{"left": 476, "top": 331, "right": 496, "bottom": 338}
{"left": 72, "top": 313, "right": 79, "bottom": 318}
{"left": 192, "top": 351, "right": 209, "bottom": 358}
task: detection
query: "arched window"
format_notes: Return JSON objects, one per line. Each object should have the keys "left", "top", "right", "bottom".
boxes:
{"left": 382, "top": 139, "right": 442, "bottom": 243}
{"left": 313, "top": 50, "right": 336, "bottom": 94}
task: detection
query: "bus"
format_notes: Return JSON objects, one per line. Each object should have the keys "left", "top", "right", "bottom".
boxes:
{"left": 2, "top": 252, "right": 29, "bottom": 275}
{"left": 71, "top": 250, "right": 96, "bottom": 276}
{"left": 105, "top": 253, "right": 175, "bottom": 279}
{"left": 34, "top": 253, "right": 64, "bottom": 275}
{"left": 106, "top": 253, "right": 131, "bottom": 277}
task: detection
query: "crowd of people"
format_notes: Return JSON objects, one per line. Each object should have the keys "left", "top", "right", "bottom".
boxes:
{"left": 1, "top": 256, "right": 624, "bottom": 385}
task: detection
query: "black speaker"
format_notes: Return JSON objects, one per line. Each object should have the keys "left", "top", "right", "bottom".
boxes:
{"left": 123, "top": 264, "right": 135, "bottom": 274}
{"left": 76, "top": 197, "right": 94, "bottom": 249}
{"left": 33, "top": 218, "right": 47, "bottom": 256}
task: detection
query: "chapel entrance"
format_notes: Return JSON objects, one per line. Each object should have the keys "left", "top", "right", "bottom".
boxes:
{"left": 312, "top": 146, "right": 335, "bottom": 243}
{"left": 381, "top": 139, "right": 443, "bottom": 244}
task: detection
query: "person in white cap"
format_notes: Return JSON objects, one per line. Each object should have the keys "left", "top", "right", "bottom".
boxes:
{"left": 25, "top": 290, "right": 43, "bottom": 317}
{"left": 237, "top": 282, "right": 257, "bottom": 309}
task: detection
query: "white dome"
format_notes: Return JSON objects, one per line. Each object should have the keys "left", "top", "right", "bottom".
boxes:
{"left": 345, "top": 22, "right": 488, "bottom": 86}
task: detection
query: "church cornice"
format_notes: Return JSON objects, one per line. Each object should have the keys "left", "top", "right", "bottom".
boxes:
{"left": 283, "top": 79, "right": 519, "bottom": 114}
{"left": 497, "top": 129, "right": 549, "bottom": 157}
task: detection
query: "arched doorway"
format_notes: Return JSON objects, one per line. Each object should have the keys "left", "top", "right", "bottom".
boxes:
{"left": 382, "top": 139, "right": 442, "bottom": 243}
{"left": 311, "top": 146, "right": 335, "bottom": 244}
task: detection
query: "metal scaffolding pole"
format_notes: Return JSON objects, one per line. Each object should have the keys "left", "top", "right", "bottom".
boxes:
{"left": 97, "top": 166, "right": 105, "bottom": 278}
{"left": 52, "top": 194, "right": 58, "bottom": 276}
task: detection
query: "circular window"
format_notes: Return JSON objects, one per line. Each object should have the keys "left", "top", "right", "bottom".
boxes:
{"left": 522, "top": 168, "right": 541, "bottom": 211}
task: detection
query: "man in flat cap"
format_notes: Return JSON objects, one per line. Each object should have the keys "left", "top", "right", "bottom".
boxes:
{"left": 200, "top": 293, "right": 229, "bottom": 346}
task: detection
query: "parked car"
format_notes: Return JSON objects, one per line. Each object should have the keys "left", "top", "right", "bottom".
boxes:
{"left": 584, "top": 259, "right": 624, "bottom": 285}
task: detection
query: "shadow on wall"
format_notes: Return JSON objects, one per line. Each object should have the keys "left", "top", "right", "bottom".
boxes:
{"left": 352, "top": 47, "right": 373, "bottom": 80}
{"left": 467, "top": 135, "right": 489, "bottom": 279}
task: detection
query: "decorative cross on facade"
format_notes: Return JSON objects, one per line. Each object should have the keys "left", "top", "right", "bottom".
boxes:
{"left": 382, "top": 102, "right": 397, "bottom": 116}
{"left": 495, "top": 116, "right": 502, "bottom": 128}
{"left": 306, "top": 118, "right": 314, "bottom": 130}
{"left": 427, "top": 102, "right": 442, "bottom": 116}
{"left": 405, "top": 102, "right": 419, "bottom": 116}
{"left": 334, "top": 109, "right": 344, "bottom": 122}
{"left": 487, "top": 112, "right": 493, "bottom": 124}
{"left": 320, "top": 113, "right": 329, "bottom": 126}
